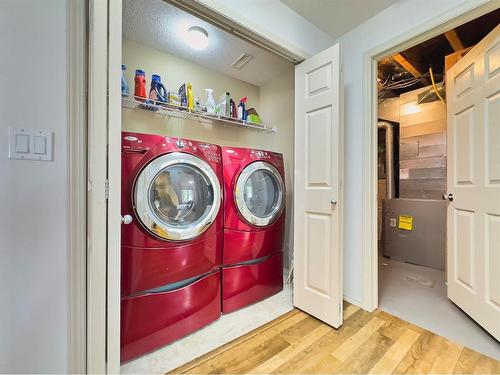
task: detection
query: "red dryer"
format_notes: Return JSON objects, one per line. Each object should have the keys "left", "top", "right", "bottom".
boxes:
{"left": 121, "top": 132, "right": 223, "bottom": 362}
{"left": 221, "top": 146, "right": 285, "bottom": 313}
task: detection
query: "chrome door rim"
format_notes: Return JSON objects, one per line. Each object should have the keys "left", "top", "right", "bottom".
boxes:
{"left": 234, "top": 161, "right": 285, "bottom": 227}
{"left": 134, "top": 152, "right": 221, "bottom": 241}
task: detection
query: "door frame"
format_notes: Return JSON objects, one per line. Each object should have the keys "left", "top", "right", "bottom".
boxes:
{"left": 68, "top": 0, "right": 87, "bottom": 373}
{"left": 361, "top": 0, "right": 499, "bottom": 311}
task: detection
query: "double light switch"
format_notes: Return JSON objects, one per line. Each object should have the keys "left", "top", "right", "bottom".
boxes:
{"left": 9, "top": 128, "right": 53, "bottom": 161}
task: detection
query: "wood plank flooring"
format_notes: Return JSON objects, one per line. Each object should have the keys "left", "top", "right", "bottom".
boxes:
{"left": 170, "top": 303, "right": 500, "bottom": 374}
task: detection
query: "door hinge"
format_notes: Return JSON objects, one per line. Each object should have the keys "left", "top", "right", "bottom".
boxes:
{"left": 105, "top": 179, "right": 109, "bottom": 200}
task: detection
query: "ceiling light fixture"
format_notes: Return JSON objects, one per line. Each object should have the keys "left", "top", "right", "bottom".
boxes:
{"left": 186, "top": 26, "right": 208, "bottom": 51}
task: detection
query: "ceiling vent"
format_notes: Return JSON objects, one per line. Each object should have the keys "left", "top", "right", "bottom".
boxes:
{"left": 231, "top": 53, "right": 254, "bottom": 70}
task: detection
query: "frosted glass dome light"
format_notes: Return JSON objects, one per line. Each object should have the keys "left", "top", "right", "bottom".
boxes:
{"left": 186, "top": 26, "right": 209, "bottom": 51}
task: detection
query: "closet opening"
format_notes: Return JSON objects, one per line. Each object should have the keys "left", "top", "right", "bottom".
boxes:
{"left": 376, "top": 8, "right": 500, "bottom": 360}
{"left": 119, "top": 0, "right": 296, "bottom": 372}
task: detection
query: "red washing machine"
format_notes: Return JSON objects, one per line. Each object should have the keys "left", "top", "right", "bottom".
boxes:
{"left": 121, "top": 132, "right": 223, "bottom": 363}
{"left": 221, "top": 146, "right": 285, "bottom": 313}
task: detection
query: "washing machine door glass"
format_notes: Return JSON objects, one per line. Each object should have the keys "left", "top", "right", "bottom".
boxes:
{"left": 235, "top": 161, "right": 284, "bottom": 227}
{"left": 134, "top": 152, "right": 221, "bottom": 241}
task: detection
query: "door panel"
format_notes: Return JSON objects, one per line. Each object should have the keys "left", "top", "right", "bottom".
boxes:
{"left": 485, "top": 43, "right": 500, "bottom": 76}
{"left": 446, "top": 25, "right": 500, "bottom": 340}
{"left": 453, "top": 107, "right": 474, "bottom": 184}
{"left": 306, "top": 107, "right": 332, "bottom": 186}
{"left": 294, "top": 43, "right": 343, "bottom": 328}
{"left": 305, "top": 213, "right": 331, "bottom": 296}
{"left": 454, "top": 208, "right": 474, "bottom": 290}
{"left": 485, "top": 92, "right": 500, "bottom": 183}
{"left": 454, "top": 65, "right": 474, "bottom": 97}
{"left": 486, "top": 214, "right": 500, "bottom": 308}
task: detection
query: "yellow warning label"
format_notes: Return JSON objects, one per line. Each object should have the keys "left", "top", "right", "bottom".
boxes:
{"left": 399, "top": 215, "right": 413, "bottom": 231}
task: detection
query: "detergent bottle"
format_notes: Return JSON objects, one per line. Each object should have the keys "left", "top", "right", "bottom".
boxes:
{"left": 237, "top": 97, "right": 248, "bottom": 120}
{"left": 121, "top": 64, "right": 129, "bottom": 97}
{"left": 149, "top": 74, "right": 167, "bottom": 103}
{"left": 134, "top": 69, "right": 147, "bottom": 101}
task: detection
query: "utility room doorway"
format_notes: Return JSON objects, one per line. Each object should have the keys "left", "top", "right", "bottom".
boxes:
{"left": 376, "top": 9, "right": 500, "bottom": 360}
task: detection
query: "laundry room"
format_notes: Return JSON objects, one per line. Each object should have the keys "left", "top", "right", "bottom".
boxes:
{"left": 119, "top": 0, "right": 296, "bottom": 371}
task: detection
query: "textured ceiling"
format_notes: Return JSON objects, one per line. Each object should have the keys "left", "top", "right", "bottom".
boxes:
{"left": 123, "top": 0, "right": 293, "bottom": 87}
{"left": 280, "top": 0, "right": 399, "bottom": 39}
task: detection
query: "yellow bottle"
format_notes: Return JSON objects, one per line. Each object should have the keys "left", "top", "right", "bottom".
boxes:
{"left": 187, "top": 83, "right": 194, "bottom": 110}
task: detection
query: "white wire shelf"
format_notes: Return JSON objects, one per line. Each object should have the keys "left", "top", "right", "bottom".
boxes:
{"left": 121, "top": 97, "right": 276, "bottom": 133}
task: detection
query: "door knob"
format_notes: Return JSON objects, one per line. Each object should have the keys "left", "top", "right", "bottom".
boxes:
{"left": 331, "top": 199, "right": 337, "bottom": 205}
{"left": 442, "top": 193, "right": 454, "bottom": 202}
{"left": 122, "top": 214, "right": 133, "bottom": 224}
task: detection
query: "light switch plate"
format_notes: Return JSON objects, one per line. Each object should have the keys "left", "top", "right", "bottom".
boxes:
{"left": 9, "top": 127, "right": 53, "bottom": 161}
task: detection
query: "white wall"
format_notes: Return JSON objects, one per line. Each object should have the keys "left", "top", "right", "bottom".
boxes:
{"left": 335, "top": 0, "right": 488, "bottom": 305}
{"left": 0, "top": 0, "right": 69, "bottom": 372}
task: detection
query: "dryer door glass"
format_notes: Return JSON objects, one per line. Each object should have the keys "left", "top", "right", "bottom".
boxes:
{"left": 244, "top": 170, "right": 279, "bottom": 217}
{"left": 150, "top": 164, "right": 213, "bottom": 227}
{"left": 135, "top": 152, "right": 221, "bottom": 241}
{"left": 235, "top": 161, "right": 284, "bottom": 227}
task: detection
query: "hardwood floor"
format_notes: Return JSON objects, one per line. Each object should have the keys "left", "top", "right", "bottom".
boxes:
{"left": 170, "top": 303, "right": 500, "bottom": 374}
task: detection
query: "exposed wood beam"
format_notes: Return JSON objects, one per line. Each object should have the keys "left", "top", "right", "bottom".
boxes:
{"left": 392, "top": 53, "right": 430, "bottom": 85}
{"left": 393, "top": 53, "right": 423, "bottom": 78}
{"left": 444, "top": 29, "right": 465, "bottom": 52}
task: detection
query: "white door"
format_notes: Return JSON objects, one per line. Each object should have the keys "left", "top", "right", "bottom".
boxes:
{"left": 87, "top": 0, "right": 122, "bottom": 372}
{"left": 446, "top": 24, "right": 500, "bottom": 340}
{"left": 294, "top": 43, "right": 343, "bottom": 327}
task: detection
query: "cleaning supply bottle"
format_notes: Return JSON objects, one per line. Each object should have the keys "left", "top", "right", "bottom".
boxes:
{"left": 187, "top": 83, "right": 194, "bottom": 110}
{"left": 179, "top": 84, "right": 187, "bottom": 107}
{"left": 149, "top": 74, "right": 167, "bottom": 103}
{"left": 205, "top": 88, "right": 216, "bottom": 114}
{"left": 230, "top": 99, "right": 237, "bottom": 118}
{"left": 134, "top": 69, "right": 146, "bottom": 101}
{"left": 121, "top": 64, "right": 129, "bottom": 97}
{"left": 237, "top": 97, "right": 248, "bottom": 120}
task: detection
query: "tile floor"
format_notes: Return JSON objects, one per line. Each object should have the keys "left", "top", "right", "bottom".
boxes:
{"left": 121, "top": 283, "right": 294, "bottom": 374}
{"left": 379, "top": 257, "right": 500, "bottom": 360}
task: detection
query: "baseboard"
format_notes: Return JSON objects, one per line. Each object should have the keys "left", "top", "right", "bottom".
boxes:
{"left": 343, "top": 295, "right": 363, "bottom": 309}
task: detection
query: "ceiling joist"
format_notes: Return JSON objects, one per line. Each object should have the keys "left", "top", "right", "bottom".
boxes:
{"left": 392, "top": 53, "right": 423, "bottom": 78}
{"left": 392, "top": 53, "right": 431, "bottom": 86}
{"left": 444, "top": 29, "right": 465, "bottom": 52}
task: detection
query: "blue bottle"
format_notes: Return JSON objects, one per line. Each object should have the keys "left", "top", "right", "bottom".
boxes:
{"left": 121, "top": 64, "right": 129, "bottom": 97}
{"left": 149, "top": 74, "right": 167, "bottom": 103}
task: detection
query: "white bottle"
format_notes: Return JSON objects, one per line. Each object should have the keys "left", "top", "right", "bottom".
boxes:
{"left": 205, "top": 88, "right": 215, "bottom": 114}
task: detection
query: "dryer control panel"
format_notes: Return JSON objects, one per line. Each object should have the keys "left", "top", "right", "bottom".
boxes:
{"left": 198, "top": 143, "right": 221, "bottom": 163}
